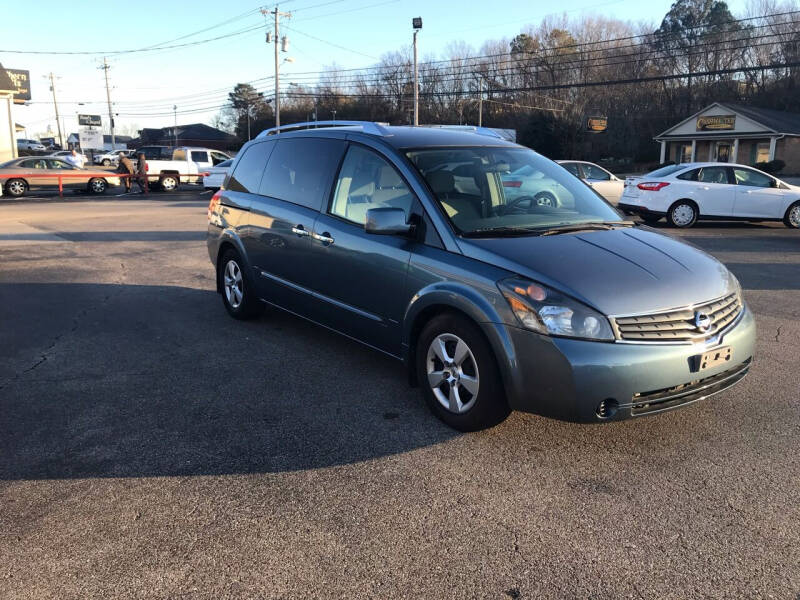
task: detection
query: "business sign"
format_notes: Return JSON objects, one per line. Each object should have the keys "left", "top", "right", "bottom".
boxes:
{"left": 587, "top": 116, "right": 607, "bottom": 133}
{"left": 79, "top": 126, "right": 104, "bottom": 149}
{"left": 78, "top": 114, "right": 102, "bottom": 127}
{"left": 696, "top": 115, "right": 735, "bottom": 131}
{"left": 6, "top": 69, "right": 31, "bottom": 104}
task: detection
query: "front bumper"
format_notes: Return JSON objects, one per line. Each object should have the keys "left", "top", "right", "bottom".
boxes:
{"left": 500, "top": 304, "right": 756, "bottom": 422}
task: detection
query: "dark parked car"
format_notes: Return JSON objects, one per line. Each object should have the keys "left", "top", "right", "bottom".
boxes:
{"left": 206, "top": 121, "right": 755, "bottom": 431}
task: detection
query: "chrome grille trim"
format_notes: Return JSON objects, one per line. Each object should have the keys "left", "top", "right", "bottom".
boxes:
{"left": 610, "top": 292, "right": 743, "bottom": 343}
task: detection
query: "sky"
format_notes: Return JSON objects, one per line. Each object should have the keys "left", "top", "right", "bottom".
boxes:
{"left": 1, "top": 0, "right": 748, "bottom": 140}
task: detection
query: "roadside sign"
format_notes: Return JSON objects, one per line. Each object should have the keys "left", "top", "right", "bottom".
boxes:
{"left": 6, "top": 69, "right": 31, "bottom": 104}
{"left": 79, "top": 126, "right": 104, "bottom": 149}
{"left": 78, "top": 114, "right": 102, "bottom": 127}
{"left": 587, "top": 116, "right": 608, "bottom": 133}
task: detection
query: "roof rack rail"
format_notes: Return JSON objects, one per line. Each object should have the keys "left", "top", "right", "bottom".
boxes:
{"left": 421, "top": 124, "right": 506, "bottom": 139}
{"left": 257, "top": 120, "right": 390, "bottom": 138}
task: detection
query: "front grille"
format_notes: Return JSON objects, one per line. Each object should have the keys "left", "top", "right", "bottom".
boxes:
{"left": 613, "top": 292, "right": 742, "bottom": 342}
{"left": 630, "top": 358, "right": 751, "bottom": 416}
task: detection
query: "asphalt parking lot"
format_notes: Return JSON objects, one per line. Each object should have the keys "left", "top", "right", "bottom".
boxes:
{"left": 1, "top": 189, "right": 798, "bottom": 599}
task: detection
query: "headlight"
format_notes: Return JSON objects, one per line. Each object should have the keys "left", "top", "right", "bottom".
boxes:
{"left": 498, "top": 276, "right": 614, "bottom": 340}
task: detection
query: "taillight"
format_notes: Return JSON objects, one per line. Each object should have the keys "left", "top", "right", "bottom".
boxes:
{"left": 208, "top": 190, "right": 222, "bottom": 220}
{"left": 637, "top": 181, "right": 670, "bottom": 191}
{"left": 503, "top": 181, "right": 522, "bottom": 188}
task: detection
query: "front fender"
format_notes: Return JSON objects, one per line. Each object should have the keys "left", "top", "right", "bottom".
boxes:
{"left": 402, "top": 281, "right": 519, "bottom": 398}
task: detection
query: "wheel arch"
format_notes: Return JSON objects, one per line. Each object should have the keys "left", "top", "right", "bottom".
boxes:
{"left": 214, "top": 234, "right": 250, "bottom": 293}
{"left": 669, "top": 197, "right": 700, "bottom": 214}
{"left": 402, "top": 284, "right": 515, "bottom": 396}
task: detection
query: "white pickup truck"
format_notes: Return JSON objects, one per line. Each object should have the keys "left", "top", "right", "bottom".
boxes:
{"left": 142, "top": 146, "right": 232, "bottom": 191}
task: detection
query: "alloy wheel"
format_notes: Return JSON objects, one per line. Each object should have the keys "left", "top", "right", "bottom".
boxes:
{"left": 7, "top": 180, "right": 25, "bottom": 196}
{"left": 426, "top": 333, "right": 480, "bottom": 414}
{"left": 223, "top": 259, "right": 243, "bottom": 309}
{"left": 90, "top": 179, "right": 106, "bottom": 193}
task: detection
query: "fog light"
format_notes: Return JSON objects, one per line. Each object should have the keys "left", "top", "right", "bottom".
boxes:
{"left": 596, "top": 399, "right": 619, "bottom": 420}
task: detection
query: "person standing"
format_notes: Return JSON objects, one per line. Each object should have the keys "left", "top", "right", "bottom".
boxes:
{"left": 135, "top": 152, "right": 148, "bottom": 193}
{"left": 65, "top": 149, "right": 86, "bottom": 169}
{"left": 116, "top": 151, "right": 135, "bottom": 193}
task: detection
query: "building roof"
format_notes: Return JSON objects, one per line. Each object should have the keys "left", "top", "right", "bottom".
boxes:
{"left": 718, "top": 103, "right": 800, "bottom": 135}
{"left": 138, "top": 123, "right": 236, "bottom": 144}
{"left": 656, "top": 102, "right": 800, "bottom": 139}
{"left": 0, "top": 63, "right": 16, "bottom": 92}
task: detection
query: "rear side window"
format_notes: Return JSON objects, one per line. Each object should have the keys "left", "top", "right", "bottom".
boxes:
{"left": 258, "top": 138, "right": 345, "bottom": 211}
{"left": 677, "top": 169, "right": 698, "bottom": 181}
{"left": 227, "top": 141, "right": 274, "bottom": 193}
{"left": 697, "top": 167, "right": 730, "bottom": 184}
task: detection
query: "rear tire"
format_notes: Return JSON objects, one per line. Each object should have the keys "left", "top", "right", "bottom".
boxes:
{"left": 218, "top": 248, "right": 264, "bottom": 320}
{"left": 160, "top": 175, "right": 179, "bottom": 192}
{"left": 5, "top": 178, "right": 27, "bottom": 197}
{"left": 783, "top": 201, "right": 800, "bottom": 229}
{"left": 416, "top": 313, "right": 510, "bottom": 431}
{"left": 668, "top": 200, "right": 698, "bottom": 228}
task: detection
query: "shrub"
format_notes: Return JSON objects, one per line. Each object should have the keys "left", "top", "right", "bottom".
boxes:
{"left": 755, "top": 159, "right": 785, "bottom": 174}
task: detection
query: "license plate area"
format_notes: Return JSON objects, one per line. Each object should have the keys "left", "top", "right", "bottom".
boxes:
{"left": 696, "top": 346, "right": 732, "bottom": 372}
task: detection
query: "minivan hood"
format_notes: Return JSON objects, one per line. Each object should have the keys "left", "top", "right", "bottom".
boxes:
{"left": 458, "top": 226, "right": 732, "bottom": 316}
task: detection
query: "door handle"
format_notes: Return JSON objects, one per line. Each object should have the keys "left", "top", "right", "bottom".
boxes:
{"left": 312, "top": 231, "right": 335, "bottom": 245}
{"left": 291, "top": 225, "right": 310, "bottom": 237}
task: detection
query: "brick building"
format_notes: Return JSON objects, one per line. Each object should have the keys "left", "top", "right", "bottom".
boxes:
{"left": 655, "top": 103, "right": 800, "bottom": 174}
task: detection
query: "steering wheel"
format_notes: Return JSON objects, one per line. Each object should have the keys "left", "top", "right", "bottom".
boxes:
{"left": 499, "top": 195, "right": 536, "bottom": 215}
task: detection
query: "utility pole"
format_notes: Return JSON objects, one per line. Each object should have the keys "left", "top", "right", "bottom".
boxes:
{"left": 262, "top": 5, "right": 291, "bottom": 128}
{"left": 100, "top": 57, "right": 115, "bottom": 149}
{"left": 47, "top": 72, "right": 64, "bottom": 149}
{"left": 478, "top": 78, "right": 483, "bottom": 127}
{"left": 173, "top": 105, "right": 177, "bottom": 145}
{"left": 412, "top": 17, "right": 422, "bottom": 126}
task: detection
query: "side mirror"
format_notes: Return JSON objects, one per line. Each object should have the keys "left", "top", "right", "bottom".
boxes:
{"left": 365, "top": 207, "right": 412, "bottom": 236}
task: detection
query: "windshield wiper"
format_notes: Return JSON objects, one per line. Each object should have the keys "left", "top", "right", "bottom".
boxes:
{"left": 538, "top": 221, "right": 635, "bottom": 236}
{"left": 461, "top": 226, "right": 542, "bottom": 238}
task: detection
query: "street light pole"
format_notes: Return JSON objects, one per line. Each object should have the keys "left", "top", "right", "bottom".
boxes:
{"left": 478, "top": 78, "right": 483, "bottom": 127}
{"left": 412, "top": 17, "right": 422, "bottom": 126}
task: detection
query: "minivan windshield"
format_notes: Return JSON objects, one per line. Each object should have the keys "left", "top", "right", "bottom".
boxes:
{"left": 406, "top": 147, "right": 622, "bottom": 236}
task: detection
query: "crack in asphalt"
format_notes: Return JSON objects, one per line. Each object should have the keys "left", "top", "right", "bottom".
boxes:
{"left": 774, "top": 326, "right": 782, "bottom": 343}
{"left": 0, "top": 262, "right": 129, "bottom": 392}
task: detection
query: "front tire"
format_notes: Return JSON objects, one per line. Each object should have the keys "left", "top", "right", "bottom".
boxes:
{"left": 668, "top": 201, "right": 698, "bottom": 228}
{"left": 88, "top": 178, "right": 107, "bottom": 194}
{"left": 416, "top": 313, "right": 510, "bottom": 431}
{"left": 102, "top": 159, "right": 111, "bottom": 166}
{"left": 5, "top": 178, "right": 27, "bottom": 197}
{"left": 534, "top": 191, "right": 557, "bottom": 207}
{"left": 784, "top": 201, "right": 800, "bottom": 229}
{"left": 218, "top": 248, "right": 263, "bottom": 320}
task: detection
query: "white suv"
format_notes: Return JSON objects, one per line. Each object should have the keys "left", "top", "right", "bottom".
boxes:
{"left": 619, "top": 162, "right": 800, "bottom": 228}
